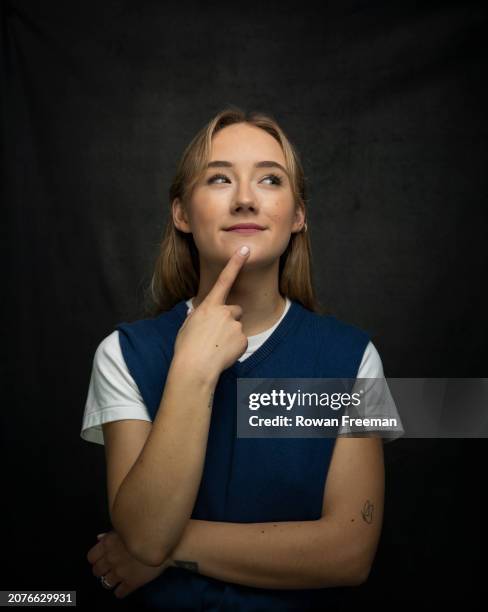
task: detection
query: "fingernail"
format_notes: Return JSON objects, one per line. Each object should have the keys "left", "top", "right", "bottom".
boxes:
{"left": 97, "top": 533, "right": 106, "bottom": 539}
{"left": 239, "top": 245, "right": 250, "bottom": 256}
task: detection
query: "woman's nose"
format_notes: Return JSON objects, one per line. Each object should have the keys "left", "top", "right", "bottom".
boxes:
{"left": 233, "top": 185, "right": 257, "bottom": 211}
{"left": 233, "top": 198, "right": 256, "bottom": 211}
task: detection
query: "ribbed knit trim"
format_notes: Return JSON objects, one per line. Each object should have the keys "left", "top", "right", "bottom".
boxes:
{"left": 173, "top": 299, "right": 306, "bottom": 377}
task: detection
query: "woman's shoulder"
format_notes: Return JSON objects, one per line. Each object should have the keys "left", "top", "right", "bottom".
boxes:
{"left": 300, "top": 304, "right": 372, "bottom": 346}
{"left": 90, "top": 330, "right": 145, "bottom": 386}
{"left": 92, "top": 329, "right": 121, "bottom": 366}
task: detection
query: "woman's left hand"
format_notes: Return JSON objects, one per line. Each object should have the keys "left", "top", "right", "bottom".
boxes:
{"left": 87, "top": 530, "right": 172, "bottom": 599}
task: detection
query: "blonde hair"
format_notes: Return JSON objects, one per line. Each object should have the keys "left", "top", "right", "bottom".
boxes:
{"left": 143, "top": 106, "right": 327, "bottom": 316}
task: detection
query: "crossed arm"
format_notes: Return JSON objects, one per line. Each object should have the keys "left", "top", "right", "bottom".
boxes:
{"left": 166, "top": 435, "right": 385, "bottom": 590}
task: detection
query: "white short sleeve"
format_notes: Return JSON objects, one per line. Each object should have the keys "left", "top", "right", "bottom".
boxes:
{"left": 80, "top": 331, "right": 151, "bottom": 446}
{"left": 337, "top": 341, "right": 404, "bottom": 443}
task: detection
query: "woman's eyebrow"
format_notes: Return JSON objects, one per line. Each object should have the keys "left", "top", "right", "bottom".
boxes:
{"left": 206, "top": 160, "right": 289, "bottom": 176}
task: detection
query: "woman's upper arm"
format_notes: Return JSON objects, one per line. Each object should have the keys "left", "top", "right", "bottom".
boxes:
{"left": 81, "top": 331, "right": 148, "bottom": 445}
{"left": 82, "top": 330, "right": 154, "bottom": 520}
{"left": 102, "top": 419, "right": 152, "bottom": 523}
{"left": 321, "top": 435, "right": 385, "bottom": 576}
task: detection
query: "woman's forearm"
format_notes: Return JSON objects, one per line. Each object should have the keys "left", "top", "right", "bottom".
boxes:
{"left": 169, "top": 518, "right": 366, "bottom": 589}
{"left": 111, "top": 358, "right": 217, "bottom": 567}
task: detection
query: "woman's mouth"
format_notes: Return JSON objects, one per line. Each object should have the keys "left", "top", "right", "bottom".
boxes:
{"left": 225, "top": 228, "right": 264, "bottom": 235}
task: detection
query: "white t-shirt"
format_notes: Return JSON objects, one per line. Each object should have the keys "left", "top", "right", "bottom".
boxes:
{"left": 80, "top": 297, "right": 403, "bottom": 445}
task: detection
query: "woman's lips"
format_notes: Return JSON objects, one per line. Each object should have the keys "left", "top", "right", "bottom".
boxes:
{"left": 225, "top": 228, "right": 264, "bottom": 234}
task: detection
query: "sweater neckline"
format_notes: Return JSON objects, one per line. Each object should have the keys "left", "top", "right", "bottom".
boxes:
{"left": 173, "top": 298, "right": 304, "bottom": 377}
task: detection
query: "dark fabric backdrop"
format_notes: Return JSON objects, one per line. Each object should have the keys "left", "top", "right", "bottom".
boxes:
{"left": 2, "top": 0, "right": 486, "bottom": 607}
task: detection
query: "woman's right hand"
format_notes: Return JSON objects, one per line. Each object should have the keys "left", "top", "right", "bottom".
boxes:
{"left": 173, "top": 245, "right": 251, "bottom": 383}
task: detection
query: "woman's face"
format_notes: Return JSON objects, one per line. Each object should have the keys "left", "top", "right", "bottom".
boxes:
{"left": 174, "top": 122, "right": 304, "bottom": 270}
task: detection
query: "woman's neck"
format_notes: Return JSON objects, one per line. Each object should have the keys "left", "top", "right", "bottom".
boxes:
{"left": 192, "top": 291, "right": 286, "bottom": 337}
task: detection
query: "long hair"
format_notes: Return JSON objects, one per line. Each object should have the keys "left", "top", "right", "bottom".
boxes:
{"left": 143, "top": 106, "right": 327, "bottom": 317}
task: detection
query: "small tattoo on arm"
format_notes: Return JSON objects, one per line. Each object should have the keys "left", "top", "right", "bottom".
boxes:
{"left": 173, "top": 559, "right": 199, "bottom": 573}
{"left": 361, "top": 500, "right": 374, "bottom": 524}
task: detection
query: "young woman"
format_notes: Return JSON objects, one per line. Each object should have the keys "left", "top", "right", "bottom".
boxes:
{"left": 82, "top": 107, "right": 397, "bottom": 610}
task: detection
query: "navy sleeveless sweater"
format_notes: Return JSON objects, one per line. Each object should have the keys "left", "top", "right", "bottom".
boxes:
{"left": 115, "top": 298, "right": 371, "bottom": 611}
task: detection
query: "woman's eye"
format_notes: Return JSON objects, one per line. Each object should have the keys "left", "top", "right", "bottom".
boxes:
{"left": 207, "top": 173, "right": 283, "bottom": 186}
{"left": 207, "top": 173, "right": 230, "bottom": 184}
{"left": 261, "top": 173, "right": 283, "bottom": 186}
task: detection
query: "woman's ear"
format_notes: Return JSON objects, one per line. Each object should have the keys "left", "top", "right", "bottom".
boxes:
{"left": 172, "top": 197, "right": 191, "bottom": 233}
{"left": 291, "top": 205, "right": 306, "bottom": 233}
